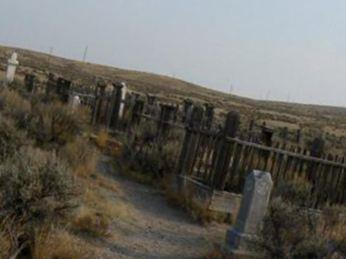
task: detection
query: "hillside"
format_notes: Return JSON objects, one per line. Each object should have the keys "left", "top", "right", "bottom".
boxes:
{"left": 1, "top": 45, "right": 346, "bottom": 143}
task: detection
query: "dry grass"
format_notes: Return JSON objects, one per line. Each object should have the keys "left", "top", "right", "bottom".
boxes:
{"left": 95, "top": 129, "right": 109, "bottom": 150}
{"left": 32, "top": 228, "right": 100, "bottom": 259}
{"left": 0, "top": 88, "right": 31, "bottom": 114}
{"left": 82, "top": 187, "right": 133, "bottom": 222}
{"left": 162, "top": 176, "right": 230, "bottom": 224}
{"left": 60, "top": 136, "right": 99, "bottom": 178}
{"left": 72, "top": 207, "right": 111, "bottom": 238}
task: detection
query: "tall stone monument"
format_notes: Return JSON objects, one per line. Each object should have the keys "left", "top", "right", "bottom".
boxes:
{"left": 6, "top": 52, "right": 19, "bottom": 84}
{"left": 225, "top": 170, "right": 273, "bottom": 257}
{"left": 118, "top": 82, "right": 127, "bottom": 119}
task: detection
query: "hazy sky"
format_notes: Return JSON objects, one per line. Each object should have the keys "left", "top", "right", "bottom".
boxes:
{"left": 1, "top": 0, "right": 345, "bottom": 106}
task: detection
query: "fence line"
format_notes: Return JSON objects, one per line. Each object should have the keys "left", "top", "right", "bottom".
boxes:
{"left": 23, "top": 72, "right": 346, "bottom": 207}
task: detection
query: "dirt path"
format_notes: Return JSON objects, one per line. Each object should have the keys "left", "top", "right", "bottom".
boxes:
{"left": 95, "top": 155, "right": 228, "bottom": 259}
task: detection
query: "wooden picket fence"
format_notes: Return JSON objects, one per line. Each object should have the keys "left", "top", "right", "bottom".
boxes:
{"left": 24, "top": 72, "right": 346, "bottom": 208}
{"left": 177, "top": 110, "right": 346, "bottom": 208}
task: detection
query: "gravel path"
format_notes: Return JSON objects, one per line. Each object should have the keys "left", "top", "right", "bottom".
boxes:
{"left": 96, "top": 155, "right": 228, "bottom": 259}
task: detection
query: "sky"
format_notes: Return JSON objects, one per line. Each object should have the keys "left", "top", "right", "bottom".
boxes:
{"left": 0, "top": 0, "right": 345, "bottom": 106}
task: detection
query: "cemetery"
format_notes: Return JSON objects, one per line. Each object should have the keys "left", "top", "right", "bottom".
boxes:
{"left": 0, "top": 49, "right": 345, "bottom": 258}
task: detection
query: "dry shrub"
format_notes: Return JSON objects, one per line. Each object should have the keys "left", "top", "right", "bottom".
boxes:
{"left": 0, "top": 146, "right": 76, "bottom": 225}
{"left": 0, "top": 88, "right": 31, "bottom": 125}
{"left": 0, "top": 116, "right": 28, "bottom": 161}
{"left": 60, "top": 136, "right": 99, "bottom": 177}
{"left": 274, "top": 177, "right": 313, "bottom": 207}
{"left": 72, "top": 207, "right": 110, "bottom": 238}
{"left": 260, "top": 198, "right": 346, "bottom": 258}
{"left": 32, "top": 228, "right": 98, "bottom": 259}
{"left": 27, "top": 102, "right": 88, "bottom": 147}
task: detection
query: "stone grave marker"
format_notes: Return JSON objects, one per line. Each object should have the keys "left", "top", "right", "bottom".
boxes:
{"left": 6, "top": 52, "right": 19, "bottom": 84}
{"left": 225, "top": 170, "right": 273, "bottom": 257}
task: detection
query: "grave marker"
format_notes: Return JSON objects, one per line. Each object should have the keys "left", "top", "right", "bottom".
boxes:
{"left": 6, "top": 52, "right": 19, "bottom": 84}
{"left": 225, "top": 170, "right": 273, "bottom": 257}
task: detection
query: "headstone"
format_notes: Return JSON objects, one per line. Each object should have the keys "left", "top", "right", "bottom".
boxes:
{"left": 225, "top": 170, "right": 273, "bottom": 257}
{"left": 118, "top": 82, "right": 127, "bottom": 119}
{"left": 70, "top": 95, "right": 81, "bottom": 110}
{"left": 6, "top": 52, "right": 19, "bottom": 84}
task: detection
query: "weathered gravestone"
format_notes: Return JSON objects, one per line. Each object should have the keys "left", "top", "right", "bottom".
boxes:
{"left": 24, "top": 73, "right": 36, "bottom": 93}
{"left": 225, "top": 170, "right": 273, "bottom": 258}
{"left": 69, "top": 95, "right": 81, "bottom": 110}
{"left": 118, "top": 82, "right": 127, "bottom": 119}
{"left": 6, "top": 52, "right": 19, "bottom": 84}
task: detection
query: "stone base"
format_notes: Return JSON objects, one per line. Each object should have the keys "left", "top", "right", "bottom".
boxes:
{"left": 222, "top": 244, "right": 262, "bottom": 259}
{"left": 175, "top": 175, "right": 242, "bottom": 216}
{"left": 225, "top": 229, "right": 262, "bottom": 258}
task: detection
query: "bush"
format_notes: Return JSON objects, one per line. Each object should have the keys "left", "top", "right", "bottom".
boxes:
{"left": 0, "top": 89, "right": 32, "bottom": 126}
{"left": 0, "top": 116, "right": 28, "bottom": 161}
{"left": 274, "top": 177, "right": 313, "bottom": 207}
{"left": 123, "top": 120, "right": 184, "bottom": 178}
{"left": 259, "top": 198, "right": 346, "bottom": 258}
{"left": 27, "top": 102, "right": 88, "bottom": 147}
{"left": 60, "top": 137, "right": 99, "bottom": 177}
{"left": 0, "top": 146, "right": 76, "bottom": 224}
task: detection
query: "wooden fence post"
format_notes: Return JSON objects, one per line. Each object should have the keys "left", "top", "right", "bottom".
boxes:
{"left": 157, "top": 104, "right": 176, "bottom": 138}
{"left": 176, "top": 106, "right": 204, "bottom": 184}
{"left": 91, "top": 81, "right": 106, "bottom": 125}
{"left": 131, "top": 99, "right": 144, "bottom": 126}
{"left": 203, "top": 103, "right": 214, "bottom": 130}
{"left": 212, "top": 111, "right": 240, "bottom": 190}
{"left": 24, "top": 73, "right": 36, "bottom": 93}
{"left": 107, "top": 82, "right": 125, "bottom": 129}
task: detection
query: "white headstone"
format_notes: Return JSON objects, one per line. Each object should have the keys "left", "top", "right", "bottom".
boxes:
{"left": 6, "top": 52, "right": 19, "bottom": 84}
{"left": 225, "top": 170, "right": 273, "bottom": 257}
{"left": 70, "top": 95, "right": 81, "bottom": 110}
{"left": 118, "top": 82, "right": 127, "bottom": 119}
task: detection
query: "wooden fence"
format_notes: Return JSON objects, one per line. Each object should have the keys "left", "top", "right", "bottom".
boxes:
{"left": 23, "top": 72, "right": 346, "bottom": 208}
{"left": 177, "top": 110, "right": 346, "bottom": 208}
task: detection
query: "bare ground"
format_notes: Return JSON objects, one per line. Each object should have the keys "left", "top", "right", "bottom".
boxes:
{"left": 93, "top": 155, "right": 228, "bottom": 259}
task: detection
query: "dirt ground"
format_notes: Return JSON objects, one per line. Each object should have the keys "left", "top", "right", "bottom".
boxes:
{"left": 93, "top": 155, "right": 228, "bottom": 259}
